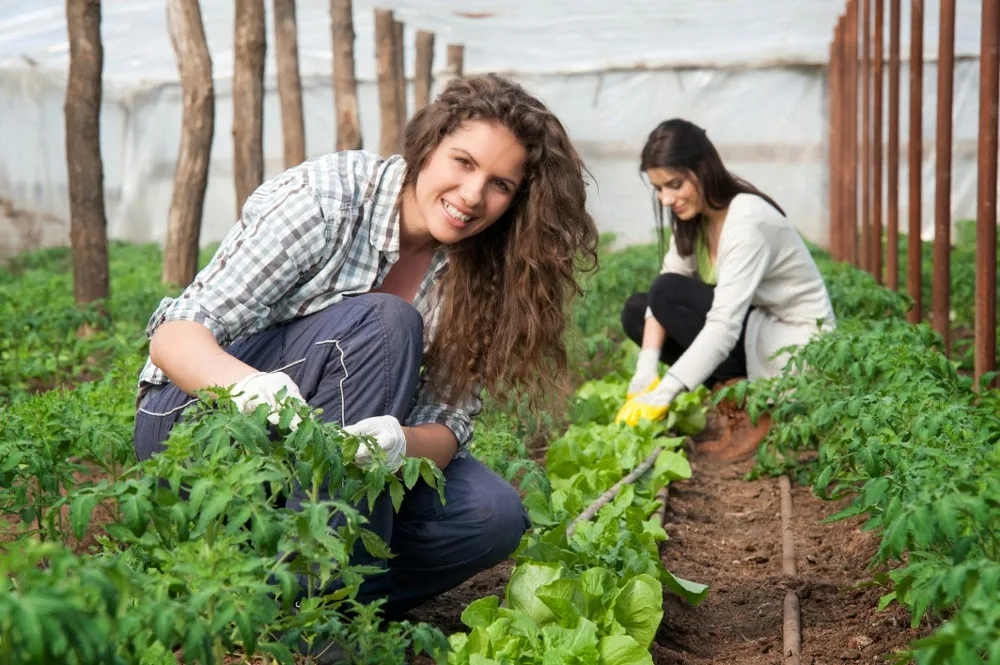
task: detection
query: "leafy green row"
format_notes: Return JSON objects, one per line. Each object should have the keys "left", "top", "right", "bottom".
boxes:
{"left": 725, "top": 252, "right": 1000, "bottom": 665}
{"left": 445, "top": 370, "right": 710, "bottom": 665}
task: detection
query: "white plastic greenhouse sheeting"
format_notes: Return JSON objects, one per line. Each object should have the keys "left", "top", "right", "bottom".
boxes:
{"left": 0, "top": 0, "right": 988, "bottom": 258}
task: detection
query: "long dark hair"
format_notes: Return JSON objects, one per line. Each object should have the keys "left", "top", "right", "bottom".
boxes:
{"left": 639, "top": 119, "right": 784, "bottom": 259}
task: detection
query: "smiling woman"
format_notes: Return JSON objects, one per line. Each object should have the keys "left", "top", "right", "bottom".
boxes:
{"left": 131, "top": 73, "right": 598, "bottom": 649}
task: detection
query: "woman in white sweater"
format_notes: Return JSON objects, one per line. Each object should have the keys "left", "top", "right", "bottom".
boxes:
{"left": 617, "top": 119, "right": 836, "bottom": 425}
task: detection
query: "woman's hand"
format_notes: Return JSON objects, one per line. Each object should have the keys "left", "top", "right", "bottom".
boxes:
{"left": 627, "top": 348, "right": 662, "bottom": 398}
{"left": 231, "top": 371, "right": 305, "bottom": 429}
{"left": 615, "top": 374, "right": 686, "bottom": 426}
{"left": 344, "top": 415, "right": 408, "bottom": 470}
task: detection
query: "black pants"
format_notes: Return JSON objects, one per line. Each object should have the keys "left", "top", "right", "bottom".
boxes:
{"left": 620, "top": 272, "right": 748, "bottom": 387}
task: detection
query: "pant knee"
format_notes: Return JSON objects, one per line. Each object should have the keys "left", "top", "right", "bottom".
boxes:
{"left": 355, "top": 293, "right": 423, "bottom": 355}
{"left": 477, "top": 482, "right": 529, "bottom": 565}
{"left": 648, "top": 272, "right": 688, "bottom": 305}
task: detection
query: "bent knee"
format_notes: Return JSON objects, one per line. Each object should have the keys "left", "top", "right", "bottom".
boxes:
{"left": 476, "top": 481, "right": 529, "bottom": 563}
{"left": 357, "top": 293, "right": 422, "bottom": 330}
{"left": 648, "top": 272, "right": 694, "bottom": 303}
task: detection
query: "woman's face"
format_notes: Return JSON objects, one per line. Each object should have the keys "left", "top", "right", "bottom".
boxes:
{"left": 409, "top": 120, "right": 527, "bottom": 245}
{"left": 646, "top": 167, "right": 704, "bottom": 221}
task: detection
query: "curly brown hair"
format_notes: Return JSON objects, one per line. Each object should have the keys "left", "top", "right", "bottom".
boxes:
{"left": 401, "top": 73, "right": 599, "bottom": 410}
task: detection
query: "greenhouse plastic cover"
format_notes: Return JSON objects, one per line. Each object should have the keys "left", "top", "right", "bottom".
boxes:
{"left": 0, "top": 0, "right": 989, "bottom": 258}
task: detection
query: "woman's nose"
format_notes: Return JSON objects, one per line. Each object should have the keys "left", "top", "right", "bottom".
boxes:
{"left": 658, "top": 190, "right": 675, "bottom": 207}
{"left": 460, "top": 179, "right": 485, "bottom": 209}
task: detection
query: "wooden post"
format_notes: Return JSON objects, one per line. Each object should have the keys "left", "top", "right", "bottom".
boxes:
{"left": 394, "top": 19, "right": 406, "bottom": 131}
{"left": 933, "top": 0, "right": 955, "bottom": 353}
{"left": 975, "top": 0, "right": 999, "bottom": 387}
{"left": 273, "top": 0, "right": 305, "bottom": 167}
{"left": 887, "top": 0, "right": 901, "bottom": 291}
{"left": 908, "top": 0, "right": 924, "bottom": 324}
{"left": 872, "top": 0, "right": 884, "bottom": 283}
{"left": 414, "top": 30, "right": 435, "bottom": 109}
{"left": 861, "top": 0, "right": 872, "bottom": 274}
{"left": 163, "top": 0, "right": 215, "bottom": 287}
{"left": 331, "top": 0, "right": 362, "bottom": 151}
{"left": 846, "top": 0, "right": 860, "bottom": 266}
{"left": 446, "top": 43, "right": 464, "bottom": 82}
{"left": 375, "top": 9, "right": 402, "bottom": 156}
{"left": 830, "top": 21, "right": 843, "bottom": 260}
{"left": 233, "top": 0, "right": 266, "bottom": 216}
{"left": 64, "top": 0, "right": 110, "bottom": 310}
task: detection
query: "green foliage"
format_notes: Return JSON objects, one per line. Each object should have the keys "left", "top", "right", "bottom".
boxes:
{"left": 721, "top": 241, "right": 1000, "bottom": 664}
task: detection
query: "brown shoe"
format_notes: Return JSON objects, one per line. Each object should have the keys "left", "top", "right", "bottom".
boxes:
{"left": 697, "top": 411, "right": 772, "bottom": 462}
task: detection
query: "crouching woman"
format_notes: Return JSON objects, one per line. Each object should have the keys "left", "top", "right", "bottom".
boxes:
{"left": 133, "top": 74, "right": 599, "bottom": 617}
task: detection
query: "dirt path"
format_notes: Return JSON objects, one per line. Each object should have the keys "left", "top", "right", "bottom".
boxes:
{"left": 652, "top": 450, "right": 927, "bottom": 665}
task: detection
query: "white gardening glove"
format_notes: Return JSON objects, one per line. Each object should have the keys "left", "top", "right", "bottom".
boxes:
{"left": 231, "top": 371, "right": 305, "bottom": 429}
{"left": 627, "top": 348, "right": 662, "bottom": 399}
{"left": 343, "top": 415, "right": 408, "bottom": 471}
{"left": 632, "top": 373, "right": 686, "bottom": 408}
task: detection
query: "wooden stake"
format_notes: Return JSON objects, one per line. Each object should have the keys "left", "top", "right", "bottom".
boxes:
{"left": 907, "top": 0, "right": 924, "bottom": 323}
{"left": 273, "top": 0, "right": 305, "bottom": 168}
{"left": 163, "top": 0, "right": 215, "bottom": 287}
{"left": 446, "top": 43, "right": 464, "bottom": 82}
{"left": 975, "top": 0, "right": 999, "bottom": 388}
{"left": 846, "top": 0, "right": 860, "bottom": 266}
{"left": 331, "top": 0, "right": 362, "bottom": 151}
{"left": 861, "top": 0, "right": 872, "bottom": 274}
{"left": 394, "top": 19, "right": 406, "bottom": 131}
{"left": 233, "top": 0, "right": 266, "bottom": 216}
{"left": 375, "top": 9, "right": 403, "bottom": 156}
{"left": 933, "top": 0, "right": 955, "bottom": 353}
{"left": 414, "top": 30, "right": 435, "bottom": 110}
{"left": 65, "top": 0, "right": 110, "bottom": 309}
{"left": 887, "top": 0, "right": 901, "bottom": 290}
{"left": 872, "top": 0, "right": 884, "bottom": 283}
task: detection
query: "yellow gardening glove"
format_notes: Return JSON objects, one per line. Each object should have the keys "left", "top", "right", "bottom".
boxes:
{"left": 615, "top": 397, "right": 669, "bottom": 426}
{"left": 615, "top": 374, "right": 686, "bottom": 427}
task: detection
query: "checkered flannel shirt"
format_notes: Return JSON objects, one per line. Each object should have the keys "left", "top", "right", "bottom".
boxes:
{"left": 138, "top": 150, "right": 481, "bottom": 453}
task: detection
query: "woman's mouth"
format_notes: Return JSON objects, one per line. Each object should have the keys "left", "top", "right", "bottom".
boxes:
{"left": 442, "top": 199, "right": 474, "bottom": 229}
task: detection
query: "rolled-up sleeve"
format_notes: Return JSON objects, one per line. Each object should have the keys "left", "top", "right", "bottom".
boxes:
{"left": 145, "top": 177, "right": 331, "bottom": 347}
{"left": 404, "top": 373, "right": 482, "bottom": 456}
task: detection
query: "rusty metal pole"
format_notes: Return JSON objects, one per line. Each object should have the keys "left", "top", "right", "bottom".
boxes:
{"left": 976, "top": 0, "right": 999, "bottom": 387}
{"left": 907, "top": 0, "right": 924, "bottom": 324}
{"left": 861, "top": 0, "right": 872, "bottom": 274}
{"left": 933, "top": 0, "right": 955, "bottom": 353}
{"left": 872, "top": 0, "right": 884, "bottom": 283}
{"left": 830, "top": 21, "right": 843, "bottom": 260}
{"left": 847, "top": 0, "right": 860, "bottom": 266}
{"left": 835, "top": 17, "right": 847, "bottom": 262}
{"left": 887, "top": 0, "right": 901, "bottom": 290}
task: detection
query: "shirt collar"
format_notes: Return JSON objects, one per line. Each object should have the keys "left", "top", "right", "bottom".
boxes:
{"left": 369, "top": 155, "right": 406, "bottom": 254}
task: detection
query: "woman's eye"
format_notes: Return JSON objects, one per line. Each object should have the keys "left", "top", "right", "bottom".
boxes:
{"left": 455, "top": 157, "right": 471, "bottom": 168}
{"left": 493, "top": 179, "right": 510, "bottom": 192}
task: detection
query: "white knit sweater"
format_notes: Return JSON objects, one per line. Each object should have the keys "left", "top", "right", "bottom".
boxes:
{"left": 656, "top": 193, "right": 836, "bottom": 389}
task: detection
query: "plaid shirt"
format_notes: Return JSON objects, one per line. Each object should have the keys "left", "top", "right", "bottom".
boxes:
{"left": 138, "top": 150, "right": 480, "bottom": 452}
